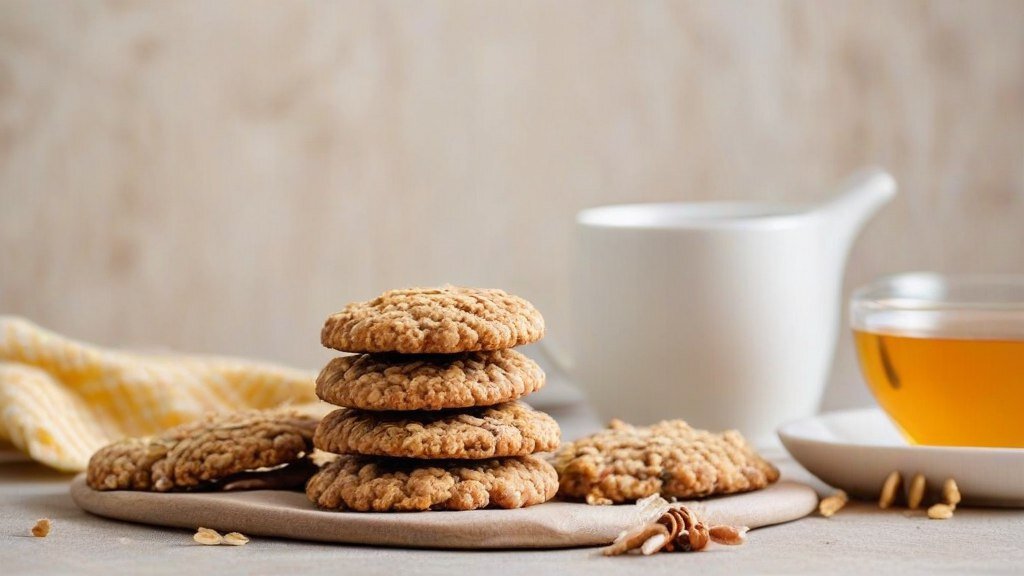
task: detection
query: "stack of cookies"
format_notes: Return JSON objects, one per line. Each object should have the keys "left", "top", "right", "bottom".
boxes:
{"left": 307, "top": 286, "right": 561, "bottom": 512}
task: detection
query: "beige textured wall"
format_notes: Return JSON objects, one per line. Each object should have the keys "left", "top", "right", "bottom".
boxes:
{"left": 1, "top": 0, "right": 1022, "bottom": 410}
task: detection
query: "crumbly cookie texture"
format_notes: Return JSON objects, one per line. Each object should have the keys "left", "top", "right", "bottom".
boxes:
{"left": 321, "top": 286, "right": 545, "bottom": 354}
{"left": 314, "top": 401, "right": 561, "bottom": 460}
{"left": 86, "top": 410, "right": 318, "bottom": 492}
{"left": 85, "top": 437, "right": 173, "bottom": 491}
{"left": 306, "top": 454, "right": 559, "bottom": 511}
{"left": 554, "top": 419, "right": 779, "bottom": 503}
{"left": 316, "top": 349, "right": 545, "bottom": 411}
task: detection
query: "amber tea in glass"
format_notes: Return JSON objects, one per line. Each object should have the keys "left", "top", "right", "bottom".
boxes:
{"left": 851, "top": 274, "right": 1024, "bottom": 448}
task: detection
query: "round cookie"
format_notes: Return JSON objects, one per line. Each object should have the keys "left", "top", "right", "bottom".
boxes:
{"left": 315, "top": 349, "right": 545, "bottom": 411}
{"left": 553, "top": 419, "right": 780, "bottom": 504}
{"left": 306, "top": 454, "right": 559, "bottom": 512}
{"left": 314, "top": 401, "right": 561, "bottom": 460}
{"left": 86, "top": 410, "right": 318, "bottom": 492}
{"left": 321, "top": 286, "right": 545, "bottom": 354}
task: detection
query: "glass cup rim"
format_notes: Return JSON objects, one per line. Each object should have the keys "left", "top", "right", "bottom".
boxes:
{"left": 852, "top": 272, "right": 1024, "bottom": 312}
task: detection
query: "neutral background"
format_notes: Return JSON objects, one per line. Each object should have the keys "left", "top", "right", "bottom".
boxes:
{"left": 1, "top": 0, "right": 1022, "bottom": 411}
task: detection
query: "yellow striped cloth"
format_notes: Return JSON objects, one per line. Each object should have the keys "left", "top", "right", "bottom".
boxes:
{"left": 0, "top": 316, "right": 318, "bottom": 472}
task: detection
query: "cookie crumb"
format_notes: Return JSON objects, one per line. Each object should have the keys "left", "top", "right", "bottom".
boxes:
{"left": 31, "top": 518, "right": 51, "bottom": 538}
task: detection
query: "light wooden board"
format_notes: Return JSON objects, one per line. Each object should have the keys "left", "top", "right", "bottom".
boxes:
{"left": 71, "top": 476, "right": 818, "bottom": 549}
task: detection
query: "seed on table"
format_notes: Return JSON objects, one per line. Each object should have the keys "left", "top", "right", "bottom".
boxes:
{"left": 879, "top": 471, "right": 902, "bottom": 509}
{"left": 193, "top": 527, "right": 223, "bottom": 545}
{"left": 907, "top": 474, "right": 926, "bottom": 510}
{"left": 942, "top": 479, "right": 961, "bottom": 508}
{"left": 709, "top": 525, "right": 748, "bottom": 545}
{"left": 819, "top": 490, "right": 849, "bottom": 517}
{"left": 223, "top": 532, "right": 250, "bottom": 546}
{"left": 927, "top": 504, "right": 954, "bottom": 520}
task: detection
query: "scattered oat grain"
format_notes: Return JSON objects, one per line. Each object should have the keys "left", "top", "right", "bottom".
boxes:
{"left": 819, "top": 490, "right": 848, "bottom": 517}
{"left": 223, "top": 532, "right": 249, "bottom": 546}
{"left": 942, "top": 479, "right": 961, "bottom": 508}
{"left": 193, "top": 527, "right": 223, "bottom": 545}
{"left": 879, "top": 471, "right": 902, "bottom": 509}
{"left": 928, "top": 503, "right": 954, "bottom": 520}
{"left": 907, "top": 474, "right": 926, "bottom": 509}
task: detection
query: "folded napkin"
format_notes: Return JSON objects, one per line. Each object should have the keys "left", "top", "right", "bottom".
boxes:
{"left": 0, "top": 317, "right": 317, "bottom": 472}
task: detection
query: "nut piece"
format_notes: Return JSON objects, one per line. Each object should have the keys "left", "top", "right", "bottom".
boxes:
{"left": 603, "top": 503, "right": 746, "bottom": 556}
{"left": 193, "top": 527, "right": 224, "bottom": 546}
{"left": 819, "top": 490, "right": 849, "bottom": 517}
{"left": 928, "top": 503, "right": 955, "bottom": 520}
{"left": 223, "top": 532, "right": 249, "bottom": 546}
{"left": 657, "top": 510, "right": 679, "bottom": 534}
{"left": 942, "top": 478, "right": 961, "bottom": 508}
{"left": 907, "top": 474, "right": 926, "bottom": 510}
{"left": 641, "top": 532, "right": 669, "bottom": 556}
{"left": 879, "top": 471, "right": 902, "bottom": 509}
{"left": 709, "top": 525, "right": 748, "bottom": 545}
{"left": 602, "top": 524, "right": 669, "bottom": 556}
{"left": 31, "top": 518, "right": 51, "bottom": 538}
{"left": 687, "top": 523, "right": 710, "bottom": 551}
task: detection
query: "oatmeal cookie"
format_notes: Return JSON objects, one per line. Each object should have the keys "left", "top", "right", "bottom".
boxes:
{"left": 86, "top": 410, "right": 318, "bottom": 492}
{"left": 554, "top": 419, "right": 779, "bottom": 503}
{"left": 306, "top": 454, "right": 558, "bottom": 511}
{"left": 316, "top": 349, "right": 544, "bottom": 411}
{"left": 321, "top": 286, "right": 544, "bottom": 354}
{"left": 314, "top": 401, "right": 560, "bottom": 460}
{"left": 85, "top": 437, "right": 174, "bottom": 491}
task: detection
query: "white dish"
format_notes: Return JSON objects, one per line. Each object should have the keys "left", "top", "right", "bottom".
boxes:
{"left": 778, "top": 407, "right": 1024, "bottom": 507}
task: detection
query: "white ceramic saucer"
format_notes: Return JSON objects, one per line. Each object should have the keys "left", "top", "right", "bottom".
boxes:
{"left": 778, "top": 407, "right": 1024, "bottom": 507}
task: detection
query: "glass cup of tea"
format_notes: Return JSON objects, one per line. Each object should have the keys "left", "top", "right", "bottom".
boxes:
{"left": 851, "top": 273, "right": 1024, "bottom": 448}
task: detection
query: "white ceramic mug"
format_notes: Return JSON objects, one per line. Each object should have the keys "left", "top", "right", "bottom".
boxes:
{"left": 552, "top": 169, "right": 896, "bottom": 443}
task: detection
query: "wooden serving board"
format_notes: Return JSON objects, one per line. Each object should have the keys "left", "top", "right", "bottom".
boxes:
{"left": 70, "top": 476, "right": 818, "bottom": 549}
